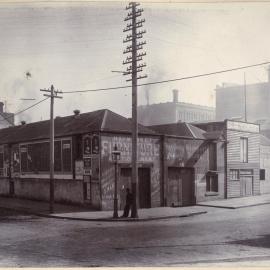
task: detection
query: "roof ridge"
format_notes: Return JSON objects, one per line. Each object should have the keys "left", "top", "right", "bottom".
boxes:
{"left": 101, "top": 109, "right": 109, "bottom": 131}
{"left": 184, "top": 123, "right": 196, "bottom": 138}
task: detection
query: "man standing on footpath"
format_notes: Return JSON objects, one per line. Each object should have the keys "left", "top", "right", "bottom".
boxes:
{"left": 122, "top": 188, "right": 133, "bottom": 218}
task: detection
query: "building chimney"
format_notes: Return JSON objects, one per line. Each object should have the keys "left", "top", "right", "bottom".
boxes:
{"left": 172, "top": 89, "right": 179, "bottom": 103}
{"left": 73, "top": 109, "right": 80, "bottom": 116}
{"left": 0, "top": 102, "right": 4, "bottom": 113}
{"left": 21, "top": 120, "right": 26, "bottom": 125}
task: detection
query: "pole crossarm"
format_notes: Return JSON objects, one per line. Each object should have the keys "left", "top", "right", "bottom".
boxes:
{"left": 123, "top": 21, "right": 145, "bottom": 32}
{"left": 126, "top": 2, "right": 140, "bottom": 10}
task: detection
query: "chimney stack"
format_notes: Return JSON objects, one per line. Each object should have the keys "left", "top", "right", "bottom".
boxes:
{"left": 172, "top": 89, "right": 179, "bottom": 103}
{"left": 73, "top": 109, "right": 80, "bottom": 116}
{"left": 0, "top": 102, "right": 4, "bottom": 113}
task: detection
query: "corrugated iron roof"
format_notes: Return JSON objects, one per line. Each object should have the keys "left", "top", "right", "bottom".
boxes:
{"left": 0, "top": 109, "right": 156, "bottom": 144}
{"left": 147, "top": 122, "right": 206, "bottom": 139}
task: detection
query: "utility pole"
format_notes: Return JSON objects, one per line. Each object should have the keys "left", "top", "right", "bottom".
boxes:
{"left": 244, "top": 72, "right": 247, "bottom": 122}
{"left": 40, "top": 85, "right": 62, "bottom": 213}
{"left": 123, "top": 2, "right": 147, "bottom": 218}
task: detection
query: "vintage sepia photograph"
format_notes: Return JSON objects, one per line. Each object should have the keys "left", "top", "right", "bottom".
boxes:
{"left": 1, "top": 0, "right": 270, "bottom": 267}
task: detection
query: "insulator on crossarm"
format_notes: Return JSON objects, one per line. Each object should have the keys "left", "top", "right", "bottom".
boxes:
{"left": 125, "top": 44, "right": 132, "bottom": 50}
{"left": 126, "top": 2, "right": 140, "bottom": 10}
{"left": 137, "top": 52, "right": 146, "bottom": 57}
{"left": 137, "top": 74, "right": 147, "bottom": 80}
{"left": 137, "top": 30, "right": 146, "bottom": 36}
{"left": 123, "top": 37, "right": 133, "bottom": 43}
{"left": 137, "top": 41, "right": 146, "bottom": 46}
{"left": 136, "top": 19, "right": 145, "bottom": 25}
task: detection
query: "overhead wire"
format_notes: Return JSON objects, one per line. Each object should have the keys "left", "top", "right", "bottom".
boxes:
{"left": 0, "top": 97, "right": 49, "bottom": 123}
{"left": 62, "top": 61, "right": 270, "bottom": 94}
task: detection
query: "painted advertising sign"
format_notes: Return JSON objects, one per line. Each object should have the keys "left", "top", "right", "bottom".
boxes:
{"left": 83, "top": 135, "right": 91, "bottom": 157}
{"left": 165, "top": 139, "right": 208, "bottom": 167}
{"left": 101, "top": 136, "right": 160, "bottom": 163}
{"left": 83, "top": 157, "right": 92, "bottom": 175}
{"left": 75, "top": 160, "right": 83, "bottom": 179}
{"left": 92, "top": 135, "right": 99, "bottom": 154}
{"left": 227, "top": 120, "right": 259, "bottom": 133}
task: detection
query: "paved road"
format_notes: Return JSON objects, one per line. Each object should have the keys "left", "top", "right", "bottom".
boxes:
{"left": 1, "top": 204, "right": 270, "bottom": 267}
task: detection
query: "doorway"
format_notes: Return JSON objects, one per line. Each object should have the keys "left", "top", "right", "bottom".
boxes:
{"left": 240, "top": 176, "right": 253, "bottom": 196}
{"left": 119, "top": 167, "right": 151, "bottom": 209}
{"left": 168, "top": 167, "right": 194, "bottom": 207}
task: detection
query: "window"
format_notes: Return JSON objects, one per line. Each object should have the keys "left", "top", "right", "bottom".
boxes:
{"left": 20, "top": 139, "right": 72, "bottom": 173}
{"left": 206, "top": 175, "right": 218, "bottom": 192}
{"left": 209, "top": 143, "right": 217, "bottom": 170}
{"left": 62, "top": 140, "right": 72, "bottom": 172}
{"left": 0, "top": 148, "right": 3, "bottom": 176}
{"left": 240, "top": 137, "right": 248, "bottom": 163}
{"left": 230, "top": 169, "right": 239, "bottom": 181}
{"left": 260, "top": 169, "right": 265, "bottom": 181}
{"left": 12, "top": 145, "right": 20, "bottom": 173}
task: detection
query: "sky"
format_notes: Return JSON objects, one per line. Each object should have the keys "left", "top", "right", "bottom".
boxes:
{"left": 1, "top": 1, "right": 270, "bottom": 124}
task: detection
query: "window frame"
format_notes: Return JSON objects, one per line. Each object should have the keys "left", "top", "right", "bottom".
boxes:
{"left": 260, "top": 169, "right": 266, "bottom": 181}
{"left": 230, "top": 169, "right": 240, "bottom": 181}
{"left": 240, "top": 137, "right": 248, "bottom": 163}
{"left": 206, "top": 174, "right": 219, "bottom": 193}
{"left": 19, "top": 138, "right": 72, "bottom": 174}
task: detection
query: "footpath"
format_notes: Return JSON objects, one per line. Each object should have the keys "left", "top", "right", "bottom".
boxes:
{"left": 0, "top": 196, "right": 207, "bottom": 222}
{"left": 197, "top": 193, "right": 270, "bottom": 209}
{"left": 1, "top": 193, "right": 270, "bottom": 222}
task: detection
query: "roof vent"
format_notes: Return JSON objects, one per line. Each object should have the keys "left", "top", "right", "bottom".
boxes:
{"left": 73, "top": 109, "right": 80, "bottom": 116}
{"left": 21, "top": 120, "right": 26, "bottom": 125}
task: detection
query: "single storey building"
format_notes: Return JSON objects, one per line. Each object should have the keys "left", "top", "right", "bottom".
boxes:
{"left": 0, "top": 111, "right": 262, "bottom": 210}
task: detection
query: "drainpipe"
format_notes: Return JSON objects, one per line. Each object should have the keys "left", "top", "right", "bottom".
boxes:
{"left": 224, "top": 131, "right": 228, "bottom": 199}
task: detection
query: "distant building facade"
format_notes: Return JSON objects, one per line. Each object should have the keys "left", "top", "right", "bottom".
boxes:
{"left": 0, "top": 102, "right": 14, "bottom": 128}
{"left": 138, "top": 89, "right": 215, "bottom": 126}
{"left": 215, "top": 69, "right": 270, "bottom": 130}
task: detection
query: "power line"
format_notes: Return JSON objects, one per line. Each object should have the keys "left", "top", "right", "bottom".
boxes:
{"left": 0, "top": 97, "right": 49, "bottom": 123}
{"left": 62, "top": 61, "right": 270, "bottom": 94}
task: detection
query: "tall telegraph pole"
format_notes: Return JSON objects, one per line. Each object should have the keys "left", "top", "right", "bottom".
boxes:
{"left": 123, "top": 2, "right": 147, "bottom": 218}
{"left": 40, "top": 85, "right": 62, "bottom": 213}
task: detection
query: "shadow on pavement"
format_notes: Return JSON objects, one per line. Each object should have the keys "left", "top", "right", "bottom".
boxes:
{"left": 229, "top": 234, "right": 270, "bottom": 249}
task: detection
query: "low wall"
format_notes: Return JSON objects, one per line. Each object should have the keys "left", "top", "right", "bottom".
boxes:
{"left": 13, "top": 178, "right": 84, "bottom": 204}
